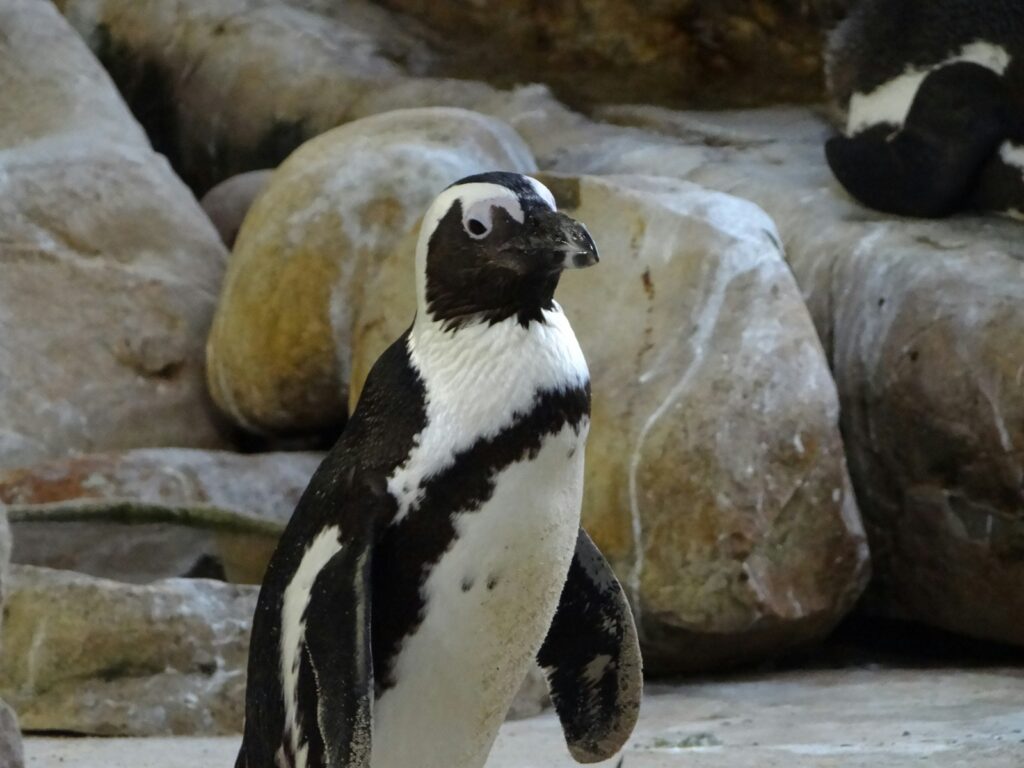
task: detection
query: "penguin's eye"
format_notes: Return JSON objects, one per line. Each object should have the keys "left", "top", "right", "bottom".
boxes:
{"left": 461, "top": 196, "right": 522, "bottom": 240}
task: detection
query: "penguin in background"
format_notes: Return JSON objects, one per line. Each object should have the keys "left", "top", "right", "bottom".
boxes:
{"left": 236, "top": 172, "right": 642, "bottom": 768}
{"left": 825, "top": 0, "right": 1024, "bottom": 218}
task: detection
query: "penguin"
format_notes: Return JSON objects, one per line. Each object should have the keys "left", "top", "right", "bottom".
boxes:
{"left": 824, "top": 0, "right": 1024, "bottom": 218}
{"left": 236, "top": 172, "right": 642, "bottom": 768}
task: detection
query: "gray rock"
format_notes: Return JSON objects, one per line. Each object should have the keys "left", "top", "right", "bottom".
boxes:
{"left": 0, "top": 0, "right": 230, "bottom": 469}
{"left": 0, "top": 566, "right": 256, "bottom": 736}
{"left": 200, "top": 170, "right": 274, "bottom": 248}
{"left": 0, "top": 449, "right": 321, "bottom": 584}
{"left": 0, "top": 701, "right": 23, "bottom": 768}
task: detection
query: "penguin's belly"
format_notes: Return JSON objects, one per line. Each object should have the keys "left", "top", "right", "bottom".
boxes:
{"left": 370, "top": 422, "right": 587, "bottom": 768}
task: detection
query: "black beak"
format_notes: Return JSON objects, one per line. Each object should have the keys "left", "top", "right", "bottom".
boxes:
{"left": 529, "top": 210, "right": 600, "bottom": 271}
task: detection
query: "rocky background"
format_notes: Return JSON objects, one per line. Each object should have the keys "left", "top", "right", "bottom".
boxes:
{"left": 0, "top": 0, "right": 1021, "bottom": 760}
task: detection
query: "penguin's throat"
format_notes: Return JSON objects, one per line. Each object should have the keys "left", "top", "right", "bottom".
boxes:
{"left": 423, "top": 272, "right": 561, "bottom": 332}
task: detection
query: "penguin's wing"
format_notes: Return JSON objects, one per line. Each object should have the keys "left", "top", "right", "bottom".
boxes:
{"left": 298, "top": 538, "right": 374, "bottom": 768}
{"left": 826, "top": 61, "right": 1010, "bottom": 217}
{"left": 538, "top": 527, "right": 642, "bottom": 763}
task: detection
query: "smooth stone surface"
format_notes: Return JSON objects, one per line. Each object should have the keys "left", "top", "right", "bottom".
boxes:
{"left": 0, "top": 449, "right": 321, "bottom": 584}
{"left": 200, "top": 170, "right": 273, "bottom": 248}
{"left": 349, "top": 171, "right": 869, "bottom": 673}
{"left": 0, "top": 566, "right": 256, "bottom": 737}
{"left": 0, "top": 701, "right": 24, "bottom": 768}
{"left": 0, "top": 0, "right": 229, "bottom": 469}
{"left": 24, "top": 667, "right": 1024, "bottom": 767}
{"left": 58, "top": 0, "right": 442, "bottom": 191}
{"left": 206, "top": 107, "right": 536, "bottom": 435}
{"left": 515, "top": 103, "right": 1024, "bottom": 649}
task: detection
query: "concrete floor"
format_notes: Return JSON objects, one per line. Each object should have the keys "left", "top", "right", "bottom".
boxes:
{"left": 25, "top": 667, "right": 1024, "bottom": 767}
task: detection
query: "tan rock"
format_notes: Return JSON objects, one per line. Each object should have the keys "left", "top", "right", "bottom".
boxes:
{"left": 545, "top": 105, "right": 1024, "bottom": 648}
{"left": 0, "top": 0, "right": 229, "bottom": 469}
{"left": 206, "top": 107, "right": 536, "bottom": 435}
{"left": 0, "top": 449, "right": 321, "bottom": 584}
{"left": 349, "top": 172, "right": 869, "bottom": 673}
{"left": 0, "top": 566, "right": 256, "bottom": 736}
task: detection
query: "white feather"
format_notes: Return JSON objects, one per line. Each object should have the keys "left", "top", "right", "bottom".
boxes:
{"left": 372, "top": 420, "right": 587, "bottom": 768}
{"left": 280, "top": 526, "right": 343, "bottom": 768}
{"left": 388, "top": 306, "right": 588, "bottom": 524}
{"left": 847, "top": 41, "right": 1011, "bottom": 134}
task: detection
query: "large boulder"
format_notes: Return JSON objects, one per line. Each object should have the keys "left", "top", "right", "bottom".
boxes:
{"left": 205, "top": 107, "right": 536, "bottom": 435}
{"left": 57, "top": 0, "right": 451, "bottom": 191}
{"left": 0, "top": 566, "right": 255, "bottom": 736}
{"left": 55, "top": 0, "right": 845, "bottom": 194}
{"left": 549, "top": 105, "right": 1024, "bottom": 647}
{"left": 0, "top": 0, "right": 229, "bottom": 469}
{"left": 0, "top": 449, "right": 321, "bottom": 584}
{"left": 347, "top": 171, "right": 870, "bottom": 673}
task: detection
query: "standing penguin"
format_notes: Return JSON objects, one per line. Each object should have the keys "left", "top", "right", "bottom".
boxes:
{"left": 236, "top": 172, "right": 642, "bottom": 768}
{"left": 825, "top": 0, "right": 1024, "bottom": 218}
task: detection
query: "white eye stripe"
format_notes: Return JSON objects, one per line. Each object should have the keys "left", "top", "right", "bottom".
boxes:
{"left": 461, "top": 196, "right": 523, "bottom": 239}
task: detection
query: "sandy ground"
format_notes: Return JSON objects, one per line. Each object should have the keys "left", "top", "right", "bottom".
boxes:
{"left": 24, "top": 667, "right": 1024, "bottom": 767}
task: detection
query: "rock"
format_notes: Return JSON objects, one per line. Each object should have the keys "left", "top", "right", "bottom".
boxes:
{"left": 205, "top": 107, "right": 536, "bottom": 435}
{"left": 545, "top": 105, "right": 1024, "bottom": 647}
{"left": 56, "top": 0, "right": 843, "bottom": 195}
{"left": 0, "top": 702, "right": 23, "bottom": 768}
{"left": 58, "top": 0, "right": 445, "bottom": 191}
{"left": 0, "top": 510, "right": 24, "bottom": 768}
{"left": 348, "top": 171, "right": 869, "bottom": 673}
{"left": 0, "top": 565, "right": 256, "bottom": 736}
{"left": 200, "top": 171, "right": 274, "bottom": 248}
{"left": 373, "top": 0, "right": 835, "bottom": 108}
{"left": 0, "top": 0, "right": 229, "bottom": 469}
{"left": 0, "top": 449, "right": 321, "bottom": 584}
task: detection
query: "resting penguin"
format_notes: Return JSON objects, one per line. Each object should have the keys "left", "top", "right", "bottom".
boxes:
{"left": 236, "top": 172, "right": 642, "bottom": 768}
{"left": 825, "top": 0, "right": 1024, "bottom": 218}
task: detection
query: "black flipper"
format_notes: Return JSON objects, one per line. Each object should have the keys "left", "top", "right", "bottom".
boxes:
{"left": 826, "top": 62, "right": 1011, "bottom": 218}
{"left": 538, "top": 528, "right": 642, "bottom": 764}
{"left": 300, "top": 543, "right": 374, "bottom": 768}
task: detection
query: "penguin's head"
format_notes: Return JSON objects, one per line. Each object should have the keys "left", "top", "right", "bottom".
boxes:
{"left": 414, "top": 172, "right": 598, "bottom": 330}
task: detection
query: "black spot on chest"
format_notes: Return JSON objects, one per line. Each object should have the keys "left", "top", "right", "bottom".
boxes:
{"left": 371, "top": 382, "right": 590, "bottom": 694}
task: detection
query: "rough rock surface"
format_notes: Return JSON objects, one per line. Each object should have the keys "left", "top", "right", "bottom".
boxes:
{"left": 0, "top": 449, "right": 321, "bottom": 584}
{"left": 206, "top": 107, "right": 536, "bottom": 435}
{"left": 0, "top": 0, "right": 229, "bottom": 469}
{"left": 0, "top": 565, "right": 256, "bottom": 736}
{"left": 348, "top": 171, "right": 869, "bottom": 673}
{"left": 532, "top": 105, "right": 1024, "bottom": 647}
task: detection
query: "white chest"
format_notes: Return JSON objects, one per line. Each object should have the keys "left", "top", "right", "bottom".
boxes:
{"left": 371, "top": 420, "right": 588, "bottom": 768}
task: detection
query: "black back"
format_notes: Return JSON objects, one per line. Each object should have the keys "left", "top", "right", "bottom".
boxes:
{"left": 828, "top": 0, "right": 1024, "bottom": 110}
